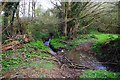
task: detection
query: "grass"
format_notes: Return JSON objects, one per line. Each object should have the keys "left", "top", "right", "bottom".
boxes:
{"left": 94, "top": 33, "right": 118, "bottom": 43}
{"left": 50, "top": 33, "right": 119, "bottom": 51}
{"left": 50, "top": 34, "right": 96, "bottom": 50}
{"left": 80, "top": 70, "right": 120, "bottom": 78}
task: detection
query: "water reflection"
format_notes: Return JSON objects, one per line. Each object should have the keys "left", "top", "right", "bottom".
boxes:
{"left": 65, "top": 50, "right": 107, "bottom": 70}
{"left": 96, "top": 64, "right": 106, "bottom": 70}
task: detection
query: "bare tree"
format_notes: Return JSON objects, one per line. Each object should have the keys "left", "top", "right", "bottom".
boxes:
{"left": 31, "top": 0, "right": 36, "bottom": 20}
{"left": 28, "top": 0, "right": 31, "bottom": 19}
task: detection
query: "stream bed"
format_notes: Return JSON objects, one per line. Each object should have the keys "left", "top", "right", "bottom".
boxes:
{"left": 45, "top": 40, "right": 120, "bottom": 73}
{"left": 64, "top": 50, "right": 106, "bottom": 70}
{"left": 61, "top": 49, "right": 120, "bottom": 73}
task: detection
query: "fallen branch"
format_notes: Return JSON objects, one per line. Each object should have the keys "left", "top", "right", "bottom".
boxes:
{"left": 2, "top": 34, "right": 33, "bottom": 52}
{"left": 40, "top": 50, "right": 57, "bottom": 56}
{"left": 64, "top": 56, "right": 91, "bottom": 69}
{"left": 56, "top": 54, "right": 92, "bottom": 70}
{"left": 2, "top": 40, "right": 24, "bottom": 52}
{"left": 41, "top": 50, "right": 91, "bottom": 69}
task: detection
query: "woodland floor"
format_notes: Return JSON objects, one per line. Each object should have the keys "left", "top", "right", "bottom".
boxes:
{"left": 1, "top": 40, "right": 104, "bottom": 78}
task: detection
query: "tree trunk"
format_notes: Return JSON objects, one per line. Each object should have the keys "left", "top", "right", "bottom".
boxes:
{"left": 10, "top": 2, "right": 19, "bottom": 35}
{"left": 32, "top": 0, "right": 34, "bottom": 20}
{"left": 16, "top": 5, "right": 22, "bottom": 34}
{"left": 28, "top": 1, "right": 30, "bottom": 19}
{"left": 31, "top": 0, "right": 36, "bottom": 19}
{"left": 73, "top": 18, "right": 79, "bottom": 35}
{"left": 118, "top": 1, "right": 120, "bottom": 34}
{"left": 23, "top": 0, "right": 26, "bottom": 17}
{"left": 63, "top": 3, "right": 68, "bottom": 36}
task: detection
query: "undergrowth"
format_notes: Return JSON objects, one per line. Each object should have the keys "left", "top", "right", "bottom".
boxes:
{"left": 1, "top": 32, "right": 120, "bottom": 77}
{"left": 92, "top": 34, "right": 119, "bottom": 54}
{"left": 1, "top": 40, "right": 54, "bottom": 71}
{"left": 80, "top": 70, "right": 120, "bottom": 78}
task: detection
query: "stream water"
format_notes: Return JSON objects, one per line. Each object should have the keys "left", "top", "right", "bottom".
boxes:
{"left": 64, "top": 50, "right": 107, "bottom": 70}
{"left": 44, "top": 40, "right": 119, "bottom": 72}
{"left": 45, "top": 42, "right": 107, "bottom": 70}
{"left": 63, "top": 49, "right": 120, "bottom": 73}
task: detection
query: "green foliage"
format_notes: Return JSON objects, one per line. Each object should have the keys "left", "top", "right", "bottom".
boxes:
{"left": 22, "top": 61, "right": 55, "bottom": 70}
{"left": 94, "top": 34, "right": 118, "bottom": 42}
{"left": 1, "top": 57, "right": 22, "bottom": 71}
{"left": 26, "top": 22, "right": 50, "bottom": 40}
{"left": 27, "top": 40, "right": 50, "bottom": 51}
{"left": 67, "top": 34, "right": 96, "bottom": 49}
{"left": 2, "top": 50, "right": 54, "bottom": 71}
{"left": 26, "top": 6, "right": 59, "bottom": 40}
{"left": 92, "top": 34, "right": 119, "bottom": 53}
{"left": 97, "top": 37, "right": 120, "bottom": 62}
{"left": 92, "top": 41, "right": 103, "bottom": 54}
{"left": 39, "top": 53, "right": 52, "bottom": 59}
{"left": 38, "top": 61, "right": 55, "bottom": 70}
{"left": 0, "top": 16, "right": 2, "bottom": 23}
{"left": 80, "top": 70, "right": 120, "bottom": 78}
{"left": 51, "top": 38, "right": 66, "bottom": 49}
{"left": 1, "top": 40, "right": 54, "bottom": 71}
{"left": 51, "top": 34, "right": 95, "bottom": 50}
{"left": 34, "top": 32, "right": 49, "bottom": 40}
{"left": 38, "top": 75, "right": 46, "bottom": 78}
{"left": 2, "top": 2, "right": 20, "bottom": 41}
{"left": 71, "top": 35, "right": 91, "bottom": 44}
{"left": 50, "top": 34, "right": 96, "bottom": 50}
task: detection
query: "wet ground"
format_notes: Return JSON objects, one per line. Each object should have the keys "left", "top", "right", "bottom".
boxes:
{"left": 60, "top": 41, "right": 106, "bottom": 70}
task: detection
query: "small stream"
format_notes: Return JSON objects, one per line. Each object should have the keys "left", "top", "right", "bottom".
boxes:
{"left": 48, "top": 46, "right": 107, "bottom": 71}
{"left": 44, "top": 40, "right": 119, "bottom": 72}
{"left": 63, "top": 49, "right": 120, "bottom": 72}
{"left": 64, "top": 50, "right": 107, "bottom": 70}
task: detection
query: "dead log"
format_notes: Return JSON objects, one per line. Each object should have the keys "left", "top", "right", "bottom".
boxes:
{"left": 2, "top": 40, "right": 24, "bottom": 52}
{"left": 2, "top": 34, "right": 33, "bottom": 52}
{"left": 14, "top": 34, "right": 33, "bottom": 43}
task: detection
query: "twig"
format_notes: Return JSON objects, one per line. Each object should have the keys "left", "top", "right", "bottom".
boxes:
{"left": 64, "top": 56, "right": 91, "bottom": 69}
